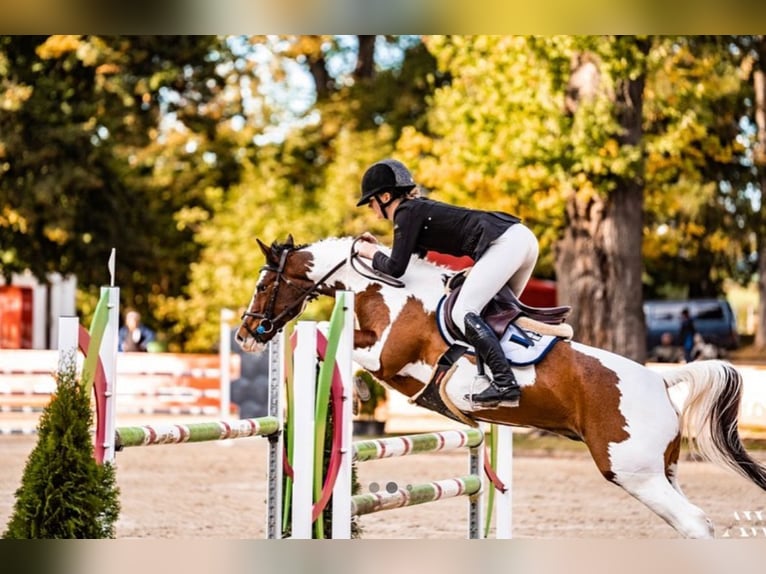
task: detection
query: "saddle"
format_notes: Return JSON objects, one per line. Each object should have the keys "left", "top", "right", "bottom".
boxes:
{"left": 441, "top": 271, "right": 572, "bottom": 342}
{"left": 411, "top": 272, "right": 573, "bottom": 426}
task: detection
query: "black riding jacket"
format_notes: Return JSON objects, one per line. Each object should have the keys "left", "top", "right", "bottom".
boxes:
{"left": 372, "top": 197, "right": 521, "bottom": 278}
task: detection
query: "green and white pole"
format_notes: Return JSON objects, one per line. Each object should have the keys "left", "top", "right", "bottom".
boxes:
{"left": 331, "top": 291, "right": 355, "bottom": 539}
{"left": 351, "top": 475, "right": 482, "bottom": 516}
{"left": 98, "top": 285, "right": 120, "bottom": 463}
{"left": 115, "top": 417, "right": 280, "bottom": 446}
{"left": 219, "top": 307, "right": 236, "bottom": 419}
{"left": 100, "top": 249, "right": 120, "bottom": 463}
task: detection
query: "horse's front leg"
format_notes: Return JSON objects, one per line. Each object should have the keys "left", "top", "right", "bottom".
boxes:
{"left": 353, "top": 328, "right": 378, "bottom": 350}
{"left": 352, "top": 328, "right": 386, "bottom": 374}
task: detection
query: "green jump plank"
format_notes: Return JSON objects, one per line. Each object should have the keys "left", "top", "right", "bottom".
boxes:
{"left": 351, "top": 475, "right": 481, "bottom": 516}
{"left": 116, "top": 416, "right": 280, "bottom": 448}
{"left": 353, "top": 428, "right": 483, "bottom": 462}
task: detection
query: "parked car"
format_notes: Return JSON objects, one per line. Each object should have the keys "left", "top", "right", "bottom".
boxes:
{"left": 644, "top": 299, "right": 739, "bottom": 356}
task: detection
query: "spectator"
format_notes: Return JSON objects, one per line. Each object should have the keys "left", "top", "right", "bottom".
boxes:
{"left": 648, "top": 331, "right": 683, "bottom": 363}
{"left": 678, "top": 308, "right": 696, "bottom": 363}
{"left": 118, "top": 309, "right": 155, "bottom": 352}
{"left": 691, "top": 333, "right": 719, "bottom": 361}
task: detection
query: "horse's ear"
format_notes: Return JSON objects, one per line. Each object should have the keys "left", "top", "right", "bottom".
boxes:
{"left": 257, "top": 238, "right": 272, "bottom": 260}
{"left": 285, "top": 234, "right": 295, "bottom": 248}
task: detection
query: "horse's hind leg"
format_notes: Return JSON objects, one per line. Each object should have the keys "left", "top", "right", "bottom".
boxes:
{"left": 613, "top": 471, "right": 714, "bottom": 538}
{"left": 664, "top": 436, "right": 687, "bottom": 497}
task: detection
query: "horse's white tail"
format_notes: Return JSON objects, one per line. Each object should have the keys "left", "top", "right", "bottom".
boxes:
{"left": 664, "top": 360, "right": 766, "bottom": 490}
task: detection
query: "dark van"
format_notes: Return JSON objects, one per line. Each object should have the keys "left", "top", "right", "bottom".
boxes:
{"left": 644, "top": 299, "right": 739, "bottom": 353}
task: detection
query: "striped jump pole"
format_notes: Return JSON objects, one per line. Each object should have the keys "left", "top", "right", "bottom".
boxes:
{"left": 115, "top": 416, "right": 280, "bottom": 448}
{"left": 351, "top": 475, "right": 482, "bottom": 516}
{"left": 351, "top": 427, "right": 486, "bottom": 537}
{"left": 110, "top": 330, "right": 286, "bottom": 540}
{"left": 339, "top": 427, "right": 485, "bottom": 538}
{"left": 353, "top": 428, "right": 484, "bottom": 462}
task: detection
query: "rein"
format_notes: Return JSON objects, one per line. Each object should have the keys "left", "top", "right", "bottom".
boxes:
{"left": 349, "top": 237, "right": 406, "bottom": 288}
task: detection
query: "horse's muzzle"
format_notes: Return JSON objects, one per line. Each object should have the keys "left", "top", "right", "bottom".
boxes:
{"left": 235, "top": 328, "right": 265, "bottom": 353}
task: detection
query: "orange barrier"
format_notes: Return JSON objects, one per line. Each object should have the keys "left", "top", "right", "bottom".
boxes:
{"left": 0, "top": 350, "right": 240, "bottom": 432}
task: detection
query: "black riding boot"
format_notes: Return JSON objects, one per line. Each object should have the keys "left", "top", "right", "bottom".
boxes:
{"left": 463, "top": 312, "right": 521, "bottom": 408}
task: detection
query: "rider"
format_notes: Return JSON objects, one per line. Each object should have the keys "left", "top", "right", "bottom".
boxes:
{"left": 354, "top": 158, "right": 540, "bottom": 408}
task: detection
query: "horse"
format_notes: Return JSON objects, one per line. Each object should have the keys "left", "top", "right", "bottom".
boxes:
{"left": 236, "top": 235, "right": 766, "bottom": 538}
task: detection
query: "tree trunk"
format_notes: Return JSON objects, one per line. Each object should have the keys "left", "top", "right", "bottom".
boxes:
{"left": 758, "top": 239, "right": 766, "bottom": 350}
{"left": 303, "top": 35, "right": 332, "bottom": 101}
{"left": 354, "top": 35, "right": 376, "bottom": 80}
{"left": 753, "top": 37, "right": 766, "bottom": 350}
{"left": 309, "top": 56, "right": 332, "bottom": 101}
{"left": 555, "top": 41, "right": 648, "bottom": 362}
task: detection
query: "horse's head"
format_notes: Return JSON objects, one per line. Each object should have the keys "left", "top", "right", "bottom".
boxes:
{"left": 236, "top": 235, "right": 319, "bottom": 352}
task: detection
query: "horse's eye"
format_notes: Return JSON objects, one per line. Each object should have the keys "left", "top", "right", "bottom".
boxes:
{"left": 256, "top": 284, "right": 267, "bottom": 293}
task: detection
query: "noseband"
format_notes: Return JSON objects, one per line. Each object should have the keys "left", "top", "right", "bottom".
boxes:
{"left": 241, "top": 247, "right": 346, "bottom": 342}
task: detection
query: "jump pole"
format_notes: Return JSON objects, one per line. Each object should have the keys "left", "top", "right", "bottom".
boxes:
{"left": 340, "top": 428, "right": 486, "bottom": 537}
{"left": 56, "top": 280, "right": 119, "bottom": 464}
{"left": 290, "top": 291, "right": 355, "bottom": 539}
{"left": 266, "top": 329, "right": 286, "bottom": 540}
{"left": 100, "top": 284, "right": 119, "bottom": 463}
{"left": 291, "top": 321, "right": 317, "bottom": 539}
{"left": 331, "top": 291, "right": 355, "bottom": 539}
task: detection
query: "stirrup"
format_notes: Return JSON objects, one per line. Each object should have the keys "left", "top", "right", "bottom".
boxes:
{"left": 466, "top": 379, "right": 521, "bottom": 409}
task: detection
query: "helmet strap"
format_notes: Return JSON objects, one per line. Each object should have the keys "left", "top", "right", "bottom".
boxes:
{"left": 374, "top": 192, "right": 398, "bottom": 220}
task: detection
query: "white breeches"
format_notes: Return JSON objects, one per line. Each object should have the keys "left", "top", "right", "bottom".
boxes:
{"left": 450, "top": 224, "right": 539, "bottom": 333}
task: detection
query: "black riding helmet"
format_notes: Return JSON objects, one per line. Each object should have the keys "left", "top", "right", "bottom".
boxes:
{"left": 357, "top": 159, "right": 416, "bottom": 207}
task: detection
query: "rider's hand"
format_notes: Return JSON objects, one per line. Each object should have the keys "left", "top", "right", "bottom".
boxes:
{"left": 356, "top": 240, "right": 379, "bottom": 260}
{"left": 359, "top": 232, "right": 379, "bottom": 244}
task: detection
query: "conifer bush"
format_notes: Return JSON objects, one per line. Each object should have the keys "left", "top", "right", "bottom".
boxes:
{"left": 3, "top": 352, "right": 120, "bottom": 538}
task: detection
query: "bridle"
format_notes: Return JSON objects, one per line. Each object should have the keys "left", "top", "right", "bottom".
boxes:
{"left": 241, "top": 237, "right": 404, "bottom": 342}
{"left": 240, "top": 246, "right": 346, "bottom": 342}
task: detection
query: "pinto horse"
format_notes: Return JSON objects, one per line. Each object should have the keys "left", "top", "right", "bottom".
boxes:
{"left": 236, "top": 235, "right": 766, "bottom": 538}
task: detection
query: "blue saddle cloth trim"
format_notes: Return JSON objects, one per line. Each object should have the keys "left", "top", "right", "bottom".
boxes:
{"left": 436, "top": 295, "right": 561, "bottom": 366}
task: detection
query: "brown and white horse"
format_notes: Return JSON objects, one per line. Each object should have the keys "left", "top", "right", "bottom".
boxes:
{"left": 236, "top": 235, "right": 766, "bottom": 538}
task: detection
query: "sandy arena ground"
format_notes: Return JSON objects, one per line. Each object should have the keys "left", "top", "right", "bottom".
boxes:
{"left": 2, "top": 431, "right": 765, "bottom": 539}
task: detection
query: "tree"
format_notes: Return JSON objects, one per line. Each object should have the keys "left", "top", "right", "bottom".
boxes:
{"left": 3, "top": 353, "right": 119, "bottom": 538}
{"left": 0, "top": 35, "right": 242, "bottom": 330}
{"left": 172, "top": 36, "right": 441, "bottom": 350}
{"left": 398, "top": 36, "right": 756, "bottom": 361}
{"left": 553, "top": 37, "right": 649, "bottom": 358}
{"left": 4, "top": 36, "right": 761, "bottom": 353}
{"left": 397, "top": 36, "right": 649, "bottom": 356}
{"left": 732, "top": 35, "right": 766, "bottom": 350}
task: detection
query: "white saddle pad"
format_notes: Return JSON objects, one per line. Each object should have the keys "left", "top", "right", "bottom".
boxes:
{"left": 436, "top": 296, "right": 560, "bottom": 366}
